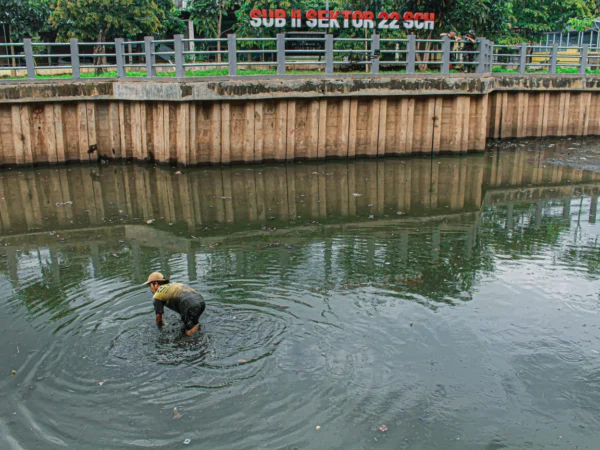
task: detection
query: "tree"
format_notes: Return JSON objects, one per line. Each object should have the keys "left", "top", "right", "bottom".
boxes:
{"left": 511, "top": 0, "right": 596, "bottom": 41}
{"left": 50, "top": 0, "right": 182, "bottom": 68}
{"left": 0, "top": 0, "right": 50, "bottom": 70}
{"left": 187, "top": 0, "right": 235, "bottom": 63}
{"left": 0, "top": 0, "right": 50, "bottom": 42}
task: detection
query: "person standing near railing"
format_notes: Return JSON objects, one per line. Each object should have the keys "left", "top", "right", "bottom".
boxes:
{"left": 441, "top": 30, "right": 462, "bottom": 69}
{"left": 462, "top": 31, "right": 477, "bottom": 73}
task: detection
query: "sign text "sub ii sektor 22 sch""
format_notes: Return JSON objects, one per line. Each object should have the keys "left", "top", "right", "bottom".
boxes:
{"left": 249, "top": 10, "right": 435, "bottom": 30}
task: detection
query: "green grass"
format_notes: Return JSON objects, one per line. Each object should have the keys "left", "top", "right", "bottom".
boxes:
{"left": 492, "top": 66, "right": 600, "bottom": 75}
{"left": 4, "top": 65, "right": 600, "bottom": 81}
{"left": 0, "top": 67, "right": 334, "bottom": 80}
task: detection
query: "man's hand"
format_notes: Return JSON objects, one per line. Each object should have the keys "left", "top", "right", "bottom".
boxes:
{"left": 156, "top": 314, "right": 164, "bottom": 327}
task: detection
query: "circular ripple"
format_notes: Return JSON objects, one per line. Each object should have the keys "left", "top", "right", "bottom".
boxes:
{"left": 107, "top": 302, "right": 289, "bottom": 387}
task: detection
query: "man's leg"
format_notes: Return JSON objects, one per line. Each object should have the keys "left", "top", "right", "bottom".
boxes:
{"left": 186, "top": 323, "right": 200, "bottom": 336}
{"left": 184, "top": 302, "right": 205, "bottom": 336}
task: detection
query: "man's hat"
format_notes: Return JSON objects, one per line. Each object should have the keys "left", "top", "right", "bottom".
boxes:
{"left": 143, "top": 272, "right": 168, "bottom": 285}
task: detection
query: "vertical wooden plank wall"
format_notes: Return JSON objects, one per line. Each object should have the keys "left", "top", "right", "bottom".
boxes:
{"left": 0, "top": 92, "right": 598, "bottom": 166}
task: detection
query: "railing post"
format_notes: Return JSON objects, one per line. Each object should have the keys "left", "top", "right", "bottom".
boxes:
{"left": 550, "top": 43, "right": 558, "bottom": 74}
{"left": 227, "top": 34, "right": 237, "bottom": 76}
{"left": 518, "top": 43, "right": 527, "bottom": 74}
{"left": 580, "top": 43, "right": 589, "bottom": 75}
{"left": 371, "top": 33, "right": 380, "bottom": 74}
{"left": 474, "top": 38, "right": 483, "bottom": 73}
{"left": 441, "top": 35, "right": 450, "bottom": 74}
{"left": 325, "top": 34, "right": 334, "bottom": 75}
{"left": 487, "top": 40, "right": 494, "bottom": 72}
{"left": 406, "top": 35, "right": 416, "bottom": 74}
{"left": 475, "top": 38, "right": 490, "bottom": 73}
{"left": 115, "top": 38, "right": 125, "bottom": 78}
{"left": 277, "top": 33, "right": 286, "bottom": 76}
{"left": 23, "top": 38, "right": 36, "bottom": 80}
{"left": 174, "top": 34, "right": 185, "bottom": 78}
{"left": 70, "top": 38, "right": 80, "bottom": 79}
{"left": 144, "top": 36, "right": 156, "bottom": 78}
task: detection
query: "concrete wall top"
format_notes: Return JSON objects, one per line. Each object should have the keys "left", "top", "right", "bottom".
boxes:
{"left": 1, "top": 74, "right": 599, "bottom": 104}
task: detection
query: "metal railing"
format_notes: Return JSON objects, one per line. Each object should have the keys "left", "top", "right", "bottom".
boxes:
{"left": 492, "top": 43, "right": 598, "bottom": 74}
{"left": 1, "top": 34, "right": 597, "bottom": 80}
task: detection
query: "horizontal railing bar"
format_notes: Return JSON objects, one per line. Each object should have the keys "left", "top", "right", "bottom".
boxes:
{"left": 183, "top": 63, "right": 229, "bottom": 67}
{"left": 32, "top": 54, "right": 71, "bottom": 58}
{"left": 237, "top": 50, "right": 276, "bottom": 54}
{"left": 79, "top": 65, "right": 117, "bottom": 69}
{"left": 78, "top": 53, "right": 115, "bottom": 57}
{"left": 284, "top": 38, "right": 324, "bottom": 42}
{"left": 285, "top": 49, "right": 325, "bottom": 53}
{"left": 238, "top": 62, "right": 277, "bottom": 66}
{"left": 182, "top": 51, "right": 227, "bottom": 55}
{"left": 183, "top": 39, "right": 228, "bottom": 42}
{"left": 77, "top": 42, "right": 116, "bottom": 46}
{"left": 237, "top": 38, "right": 276, "bottom": 42}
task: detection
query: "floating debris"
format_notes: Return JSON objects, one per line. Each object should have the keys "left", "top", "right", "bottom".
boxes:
{"left": 175, "top": 171, "right": 182, "bottom": 175}
{"left": 97, "top": 381, "right": 105, "bottom": 386}
{"left": 396, "top": 211, "right": 404, "bottom": 215}
{"left": 146, "top": 219, "right": 155, "bottom": 225}
{"left": 183, "top": 438, "right": 191, "bottom": 445}
{"left": 173, "top": 407, "right": 182, "bottom": 420}
{"left": 12, "top": 370, "right": 16, "bottom": 376}
{"left": 352, "top": 193, "right": 362, "bottom": 197}
{"left": 379, "top": 424, "right": 388, "bottom": 432}
{"left": 316, "top": 426, "right": 321, "bottom": 431}
{"left": 55, "top": 201, "right": 73, "bottom": 207}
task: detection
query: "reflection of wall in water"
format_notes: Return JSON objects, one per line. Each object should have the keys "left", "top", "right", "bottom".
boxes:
{"left": 0, "top": 153, "right": 598, "bottom": 235}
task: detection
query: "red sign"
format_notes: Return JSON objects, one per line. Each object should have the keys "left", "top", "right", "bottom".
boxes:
{"left": 249, "top": 10, "right": 435, "bottom": 30}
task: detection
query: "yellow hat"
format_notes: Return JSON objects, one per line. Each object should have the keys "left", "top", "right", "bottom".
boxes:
{"left": 143, "top": 272, "right": 167, "bottom": 285}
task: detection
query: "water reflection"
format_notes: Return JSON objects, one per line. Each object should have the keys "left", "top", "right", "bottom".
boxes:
{"left": 1, "top": 146, "right": 600, "bottom": 449}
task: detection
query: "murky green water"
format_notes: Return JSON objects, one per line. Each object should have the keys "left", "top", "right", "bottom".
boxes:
{"left": 1, "top": 140, "right": 600, "bottom": 449}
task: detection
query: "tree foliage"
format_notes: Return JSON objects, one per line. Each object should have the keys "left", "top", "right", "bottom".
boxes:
{"left": 49, "top": 0, "right": 182, "bottom": 42}
{"left": 0, "top": 0, "right": 51, "bottom": 41}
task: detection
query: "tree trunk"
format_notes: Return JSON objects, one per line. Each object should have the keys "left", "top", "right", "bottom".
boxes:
{"left": 217, "top": 6, "right": 223, "bottom": 64}
{"left": 8, "top": 26, "right": 17, "bottom": 77}
{"left": 94, "top": 27, "right": 110, "bottom": 76}
{"left": 365, "top": 28, "right": 368, "bottom": 73}
{"left": 417, "top": 30, "right": 434, "bottom": 72}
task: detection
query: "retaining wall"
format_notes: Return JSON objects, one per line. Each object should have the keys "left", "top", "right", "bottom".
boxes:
{"left": 0, "top": 74, "right": 598, "bottom": 165}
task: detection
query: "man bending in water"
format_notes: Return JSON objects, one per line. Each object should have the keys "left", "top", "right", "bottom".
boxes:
{"left": 143, "top": 272, "right": 206, "bottom": 336}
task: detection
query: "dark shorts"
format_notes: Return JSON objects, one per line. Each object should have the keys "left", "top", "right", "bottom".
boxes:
{"left": 182, "top": 301, "right": 206, "bottom": 330}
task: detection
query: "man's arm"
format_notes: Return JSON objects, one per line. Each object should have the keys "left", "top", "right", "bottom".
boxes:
{"left": 153, "top": 299, "right": 165, "bottom": 327}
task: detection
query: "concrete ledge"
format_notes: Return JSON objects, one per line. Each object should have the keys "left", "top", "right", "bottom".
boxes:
{"left": 1, "top": 74, "right": 600, "bottom": 104}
